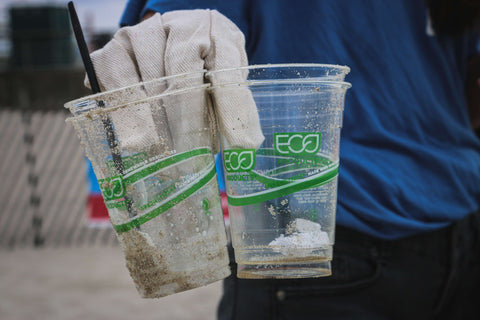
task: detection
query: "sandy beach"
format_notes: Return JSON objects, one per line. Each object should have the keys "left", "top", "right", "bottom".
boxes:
{"left": 0, "top": 246, "right": 223, "bottom": 320}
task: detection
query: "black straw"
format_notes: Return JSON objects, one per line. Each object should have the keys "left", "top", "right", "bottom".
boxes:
{"left": 67, "top": 1, "right": 136, "bottom": 220}
{"left": 67, "top": 1, "right": 101, "bottom": 94}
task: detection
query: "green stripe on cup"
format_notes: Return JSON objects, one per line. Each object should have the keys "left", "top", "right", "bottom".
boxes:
{"left": 114, "top": 164, "right": 217, "bottom": 233}
{"left": 248, "top": 160, "right": 337, "bottom": 189}
{"left": 124, "top": 147, "right": 212, "bottom": 185}
{"left": 227, "top": 165, "right": 339, "bottom": 206}
{"left": 248, "top": 170, "right": 291, "bottom": 189}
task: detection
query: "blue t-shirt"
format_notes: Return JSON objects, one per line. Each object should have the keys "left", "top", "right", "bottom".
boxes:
{"left": 120, "top": 0, "right": 480, "bottom": 239}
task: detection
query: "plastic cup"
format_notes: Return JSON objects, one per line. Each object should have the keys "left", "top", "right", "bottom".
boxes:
{"left": 207, "top": 64, "right": 351, "bottom": 279}
{"left": 64, "top": 72, "right": 230, "bottom": 298}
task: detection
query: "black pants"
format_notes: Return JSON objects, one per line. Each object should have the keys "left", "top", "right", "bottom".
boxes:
{"left": 217, "top": 210, "right": 480, "bottom": 320}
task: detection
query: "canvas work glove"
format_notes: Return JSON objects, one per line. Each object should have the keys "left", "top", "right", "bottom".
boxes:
{"left": 86, "top": 9, "right": 264, "bottom": 153}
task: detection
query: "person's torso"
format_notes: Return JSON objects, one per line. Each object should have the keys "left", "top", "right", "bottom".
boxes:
{"left": 125, "top": 0, "right": 480, "bottom": 239}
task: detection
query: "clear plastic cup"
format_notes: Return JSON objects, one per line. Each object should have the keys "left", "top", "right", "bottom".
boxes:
{"left": 207, "top": 64, "right": 351, "bottom": 279}
{"left": 64, "top": 72, "right": 230, "bottom": 298}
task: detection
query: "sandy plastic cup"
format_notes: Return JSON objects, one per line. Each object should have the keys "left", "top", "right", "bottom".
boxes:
{"left": 64, "top": 72, "right": 230, "bottom": 298}
{"left": 207, "top": 64, "right": 351, "bottom": 279}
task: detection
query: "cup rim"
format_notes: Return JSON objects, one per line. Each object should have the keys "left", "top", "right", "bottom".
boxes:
{"left": 208, "top": 79, "right": 352, "bottom": 90}
{"left": 205, "top": 63, "right": 351, "bottom": 78}
{"left": 67, "top": 83, "right": 211, "bottom": 119}
{"left": 64, "top": 69, "right": 206, "bottom": 111}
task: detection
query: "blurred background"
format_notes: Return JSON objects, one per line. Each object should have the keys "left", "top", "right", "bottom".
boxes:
{"left": 0, "top": 1, "right": 222, "bottom": 319}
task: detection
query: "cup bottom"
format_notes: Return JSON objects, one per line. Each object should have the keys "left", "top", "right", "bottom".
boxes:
{"left": 119, "top": 229, "right": 231, "bottom": 298}
{"left": 237, "top": 259, "right": 331, "bottom": 279}
{"left": 140, "top": 264, "right": 232, "bottom": 298}
{"left": 234, "top": 245, "right": 333, "bottom": 279}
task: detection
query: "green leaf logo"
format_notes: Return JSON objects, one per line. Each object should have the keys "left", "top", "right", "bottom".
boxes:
{"left": 274, "top": 132, "right": 321, "bottom": 155}
{"left": 98, "top": 175, "right": 125, "bottom": 201}
{"left": 223, "top": 149, "right": 256, "bottom": 173}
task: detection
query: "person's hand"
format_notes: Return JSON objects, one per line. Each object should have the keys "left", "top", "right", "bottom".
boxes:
{"left": 86, "top": 9, "right": 264, "bottom": 152}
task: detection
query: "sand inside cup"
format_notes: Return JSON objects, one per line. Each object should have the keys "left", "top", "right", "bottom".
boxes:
{"left": 120, "top": 228, "right": 229, "bottom": 298}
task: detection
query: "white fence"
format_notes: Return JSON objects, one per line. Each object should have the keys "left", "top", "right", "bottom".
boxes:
{"left": 0, "top": 110, "right": 117, "bottom": 249}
